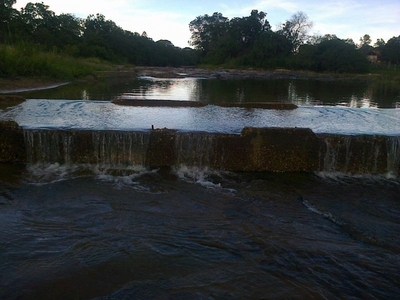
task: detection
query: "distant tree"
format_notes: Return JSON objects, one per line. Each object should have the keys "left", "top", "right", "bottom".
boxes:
{"left": 358, "top": 34, "right": 374, "bottom": 55}
{"left": 228, "top": 10, "right": 270, "bottom": 51}
{"left": 21, "top": 2, "right": 56, "bottom": 32}
{"left": 277, "top": 11, "right": 313, "bottom": 52}
{"left": 0, "top": 0, "right": 18, "bottom": 42}
{"left": 189, "top": 12, "right": 229, "bottom": 53}
{"left": 189, "top": 10, "right": 273, "bottom": 65}
{"left": 247, "top": 31, "right": 292, "bottom": 68}
{"left": 316, "top": 38, "right": 369, "bottom": 72}
{"left": 293, "top": 36, "right": 369, "bottom": 73}
{"left": 380, "top": 36, "right": 400, "bottom": 66}
{"left": 374, "top": 38, "right": 386, "bottom": 49}
{"left": 359, "top": 34, "right": 371, "bottom": 47}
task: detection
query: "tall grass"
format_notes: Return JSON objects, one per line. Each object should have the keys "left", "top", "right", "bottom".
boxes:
{"left": 0, "top": 42, "right": 112, "bottom": 79}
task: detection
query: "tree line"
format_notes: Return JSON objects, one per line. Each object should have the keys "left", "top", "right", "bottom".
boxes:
{"left": 0, "top": 0, "right": 198, "bottom": 67}
{"left": 189, "top": 10, "right": 400, "bottom": 73}
{"left": 1, "top": 1, "right": 399, "bottom": 74}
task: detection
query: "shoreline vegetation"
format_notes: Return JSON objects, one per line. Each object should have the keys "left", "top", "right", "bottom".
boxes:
{"left": 1, "top": 2, "right": 399, "bottom": 93}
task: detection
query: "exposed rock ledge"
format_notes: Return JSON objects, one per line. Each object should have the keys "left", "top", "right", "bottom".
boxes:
{"left": 0, "top": 95, "right": 26, "bottom": 109}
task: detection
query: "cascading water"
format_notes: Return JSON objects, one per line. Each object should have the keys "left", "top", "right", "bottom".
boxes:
{"left": 91, "top": 131, "right": 149, "bottom": 168}
{"left": 319, "top": 134, "right": 400, "bottom": 176}
{"left": 174, "top": 132, "right": 219, "bottom": 167}
{"left": 21, "top": 128, "right": 400, "bottom": 177}
{"left": 24, "top": 130, "right": 73, "bottom": 164}
{"left": 387, "top": 136, "right": 400, "bottom": 177}
{"left": 23, "top": 129, "right": 150, "bottom": 168}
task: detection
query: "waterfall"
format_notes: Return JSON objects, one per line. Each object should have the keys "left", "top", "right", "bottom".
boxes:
{"left": 23, "top": 129, "right": 150, "bottom": 168}
{"left": 21, "top": 128, "right": 400, "bottom": 177}
{"left": 24, "top": 130, "right": 73, "bottom": 164}
{"left": 92, "top": 131, "right": 149, "bottom": 168}
{"left": 319, "top": 134, "right": 400, "bottom": 175}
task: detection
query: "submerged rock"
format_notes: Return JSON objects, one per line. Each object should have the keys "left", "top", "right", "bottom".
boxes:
{"left": 217, "top": 102, "right": 298, "bottom": 110}
{"left": 112, "top": 99, "right": 207, "bottom": 107}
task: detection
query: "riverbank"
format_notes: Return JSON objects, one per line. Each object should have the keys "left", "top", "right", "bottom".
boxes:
{"left": 133, "top": 66, "right": 381, "bottom": 81}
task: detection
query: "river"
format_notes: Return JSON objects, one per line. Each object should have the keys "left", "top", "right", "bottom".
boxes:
{"left": 0, "top": 75, "right": 399, "bottom": 299}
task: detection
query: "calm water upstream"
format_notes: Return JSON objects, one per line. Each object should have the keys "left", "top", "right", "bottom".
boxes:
{"left": 1, "top": 76, "right": 400, "bottom": 299}
{"left": 7, "top": 76, "right": 400, "bottom": 108}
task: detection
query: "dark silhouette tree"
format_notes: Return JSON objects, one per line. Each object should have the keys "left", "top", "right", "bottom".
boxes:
{"left": 278, "top": 11, "right": 313, "bottom": 53}
{"left": 189, "top": 12, "right": 229, "bottom": 53}
{"left": 380, "top": 36, "right": 400, "bottom": 66}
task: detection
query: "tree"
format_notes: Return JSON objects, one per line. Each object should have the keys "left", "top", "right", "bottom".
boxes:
{"left": 380, "top": 36, "right": 400, "bottom": 66}
{"left": 278, "top": 11, "right": 313, "bottom": 53}
{"left": 359, "top": 34, "right": 371, "bottom": 47}
{"left": 0, "top": 0, "right": 17, "bottom": 42}
{"left": 293, "top": 36, "right": 370, "bottom": 73}
{"left": 226, "top": 10, "right": 270, "bottom": 55}
{"left": 189, "top": 12, "right": 228, "bottom": 53}
{"left": 315, "top": 38, "right": 369, "bottom": 73}
{"left": 247, "top": 31, "right": 292, "bottom": 68}
{"left": 358, "top": 34, "right": 374, "bottom": 56}
{"left": 21, "top": 2, "right": 56, "bottom": 32}
{"left": 374, "top": 38, "right": 386, "bottom": 48}
{"left": 189, "top": 10, "right": 272, "bottom": 64}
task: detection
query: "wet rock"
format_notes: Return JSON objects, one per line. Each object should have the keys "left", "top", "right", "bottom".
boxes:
{"left": 217, "top": 102, "right": 298, "bottom": 110}
{"left": 215, "top": 127, "right": 320, "bottom": 172}
{"left": 146, "top": 128, "right": 177, "bottom": 167}
{"left": 0, "top": 121, "right": 26, "bottom": 163}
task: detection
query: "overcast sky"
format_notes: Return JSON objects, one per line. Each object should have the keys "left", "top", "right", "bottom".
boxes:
{"left": 15, "top": 0, "right": 400, "bottom": 48}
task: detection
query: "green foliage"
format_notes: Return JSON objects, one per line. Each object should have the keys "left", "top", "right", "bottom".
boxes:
{"left": 1, "top": 1, "right": 398, "bottom": 77}
{"left": 0, "top": 42, "right": 110, "bottom": 79}
{"left": 1, "top": 1, "right": 199, "bottom": 79}
{"left": 190, "top": 10, "right": 276, "bottom": 66}
{"left": 380, "top": 36, "right": 400, "bottom": 65}
{"left": 292, "top": 37, "right": 370, "bottom": 73}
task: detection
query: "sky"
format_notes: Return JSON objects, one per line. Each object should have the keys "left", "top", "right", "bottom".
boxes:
{"left": 15, "top": 0, "right": 400, "bottom": 48}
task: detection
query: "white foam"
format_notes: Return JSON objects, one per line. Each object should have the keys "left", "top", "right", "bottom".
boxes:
{"left": 173, "top": 164, "right": 236, "bottom": 194}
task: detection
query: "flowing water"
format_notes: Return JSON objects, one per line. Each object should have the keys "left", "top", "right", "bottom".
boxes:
{"left": 1, "top": 76, "right": 400, "bottom": 299}
{"left": 0, "top": 166, "right": 399, "bottom": 299}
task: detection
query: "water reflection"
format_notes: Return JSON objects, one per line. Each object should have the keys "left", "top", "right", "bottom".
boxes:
{"left": 15, "top": 76, "right": 400, "bottom": 108}
{"left": 122, "top": 77, "right": 200, "bottom": 101}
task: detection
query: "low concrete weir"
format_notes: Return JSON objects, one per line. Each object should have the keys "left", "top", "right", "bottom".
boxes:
{"left": 1, "top": 121, "right": 399, "bottom": 176}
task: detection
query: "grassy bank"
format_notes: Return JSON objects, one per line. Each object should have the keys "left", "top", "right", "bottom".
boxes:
{"left": 0, "top": 43, "right": 112, "bottom": 80}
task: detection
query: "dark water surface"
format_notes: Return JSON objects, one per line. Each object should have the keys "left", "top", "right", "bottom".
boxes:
{"left": 1, "top": 165, "right": 399, "bottom": 299}
{"left": 12, "top": 76, "right": 400, "bottom": 108}
{"left": 1, "top": 76, "right": 400, "bottom": 299}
